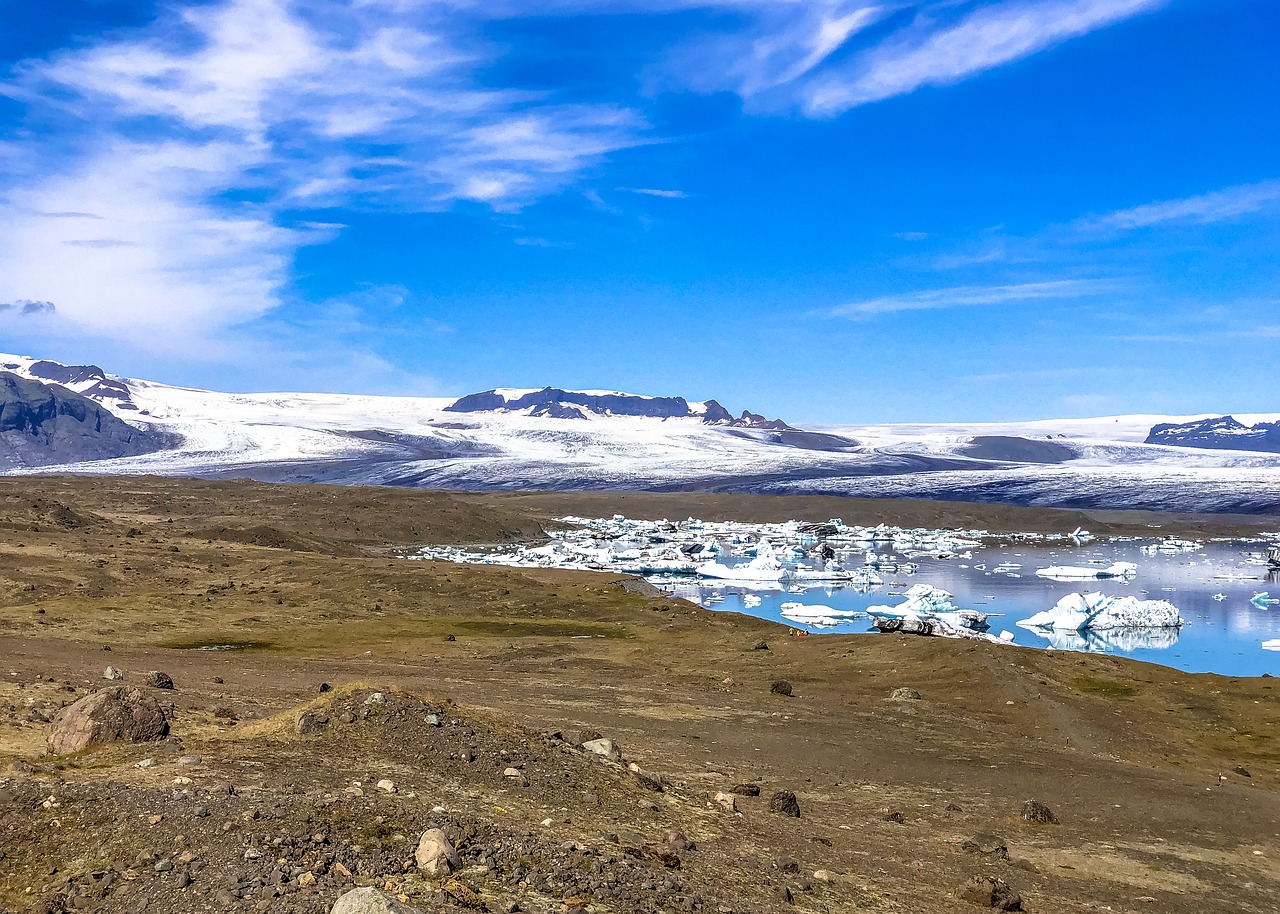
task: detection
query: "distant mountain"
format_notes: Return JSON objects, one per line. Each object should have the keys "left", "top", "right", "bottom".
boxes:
{"left": 0, "top": 372, "right": 171, "bottom": 469}
{"left": 1146, "top": 416, "right": 1280, "bottom": 453}
{"left": 1, "top": 352, "right": 1279, "bottom": 513}
{"left": 445, "top": 387, "right": 791, "bottom": 429}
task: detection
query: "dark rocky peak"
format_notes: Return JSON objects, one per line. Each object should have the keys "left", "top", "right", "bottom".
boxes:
{"left": 1146, "top": 415, "right": 1280, "bottom": 453}
{"left": 25, "top": 359, "right": 136, "bottom": 408}
{"left": 0, "top": 372, "right": 171, "bottom": 468}
{"left": 446, "top": 388, "right": 792, "bottom": 428}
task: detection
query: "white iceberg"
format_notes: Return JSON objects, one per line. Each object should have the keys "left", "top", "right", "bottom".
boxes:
{"left": 779, "top": 602, "right": 867, "bottom": 627}
{"left": 1018, "top": 592, "right": 1183, "bottom": 634}
{"left": 697, "top": 544, "right": 793, "bottom": 583}
{"left": 1035, "top": 561, "right": 1137, "bottom": 581}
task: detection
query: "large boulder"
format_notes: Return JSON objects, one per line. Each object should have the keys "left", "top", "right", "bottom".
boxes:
{"left": 415, "top": 828, "right": 460, "bottom": 878}
{"left": 46, "top": 686, "right": 170, "bottom": 754}
{"left": 331, "top": 887, "right": 426, "bottom": 914}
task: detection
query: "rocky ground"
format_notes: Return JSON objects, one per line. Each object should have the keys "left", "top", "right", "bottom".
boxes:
{"left": 1, "top": 476, "right": 1279, "bottom": 914}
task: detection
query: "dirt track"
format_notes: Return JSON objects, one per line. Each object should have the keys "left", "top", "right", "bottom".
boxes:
{"left": 2, "top": 477, "right": 1279, "bottom": 914}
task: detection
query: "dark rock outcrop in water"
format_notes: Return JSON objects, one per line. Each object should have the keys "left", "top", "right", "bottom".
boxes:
{"left": 1146, "top": 416, "right": 1280, "bottom": 453}
{"left": 446, "top": 387, "right": 791, "bottom": 429}
{"left": 0, "top": 372, "right": 171, "bottom": 468}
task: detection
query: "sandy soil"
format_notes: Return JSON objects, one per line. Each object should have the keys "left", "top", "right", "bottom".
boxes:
{"left": 1, "top": 476, "right": 1278, "bottom": 914}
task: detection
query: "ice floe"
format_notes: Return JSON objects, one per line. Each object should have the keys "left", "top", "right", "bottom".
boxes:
{"left": 1018, "top": 592, "right": 1183, "bottom": 633}
{"left": 1035, "top": 561, "right": 1137, "bottom": 581}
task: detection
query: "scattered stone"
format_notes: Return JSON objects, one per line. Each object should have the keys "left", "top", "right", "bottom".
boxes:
{"left": 364, "top": 692, "right": 385, "bottom": 705}
{"left": 956, "top": 875, "right": 1023, "bottom": 910}
{"left": 946, "top": 802, "right": 964, "bottom": 812}
{"left": 882, "top": 809, "right": 905, "bottom": 823}
{"left": 774, "top": 856, "right": 799, "bottom": 874}
{"left": 103, "top": 667, "right": 124, "bottom": 681}
{"left": 752, "top": 640, "right": 769, "bottom": 651}
{"left": 1235, "top": 766, "right": 1252, "bottom": 778}
{"left": 298, "top": 872, "right": 316, "bottom": 887}
{"left": 769, "top": 791, "right": 801, "bottom": 818}
{"left": 425, "top": 713, "right": 442, "bottom": 727}
{"left": 713, "top": 792, "right": 738, "bottom": 813}
{"left": 154, "top": 860, "right": 173, "bottom": 873}
{"left": 442, "top": 878, "right": 484, "bottom": 908}
{"left": 664, "top": 830, "right": 696, "bottom": 852}
{"left": 577, "top": 729, "right": 604, "bottom": 745}
{"left": 779, "top": 885, "right": 794, "bottom": 905}
{"left": 330, "top": 887, "right": 425, "bottom": 914}
{"left": 177, "top": 755, "right": 202, "bottom": 766}
{"left": 812, "top": 870, "right": 839, "bottom": 883}
{"left": 1021, "top": 799, "right": 1058, "bottom": 824}
{"left": 770, "top": 680, "right": 793, "bottom": 697}
{"left": 890, "top": 688, "right": 922, "bottom": 701}
{"left": 581, "top": 738, "right": 622, "bottom": 762}
{"left": 962, "top": 834, "right": 1009, "bottom": 860}
{"left": 297, "top": 711, "right": 329, "bottom": 735}
{"left": 415, "top": 828, "right": 460, "bottom": 878}
{"left": 731, "top": 783, "right": 761, "bottom": 797}
{"left": 46, "top": 686, "right": 170, "bottom": 754}
{"left": 145, "top": 671, "right": 175, "bottom": 690}
{"left": 318, "top": 683, "right": 333, "bottom": 693}
{"left": 443, "top": 634, "right": 456, "bottom": 642}
{"left": 376, "top": 779, "right": 395, "bottom": 793}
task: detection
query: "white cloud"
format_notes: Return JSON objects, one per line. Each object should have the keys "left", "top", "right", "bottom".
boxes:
{"left": 829, "top": 278, "right": 1113, "bottom": 317}
{"left": 626, "top": 188, "right": 689, "bottom": 198}
{"left": 804, "top": 0, "right": 1168, "bottom": 114}
{"left": 0, "top": 0, "right": 650, "bottom": 349}
{"left": 1077, "top": 180, "right": 1280, "bottom": 232}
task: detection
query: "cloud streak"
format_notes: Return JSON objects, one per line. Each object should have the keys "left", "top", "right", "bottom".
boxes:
{"left": 1077, "top": 180, "right": 1280, "bottom": 232}
{"left": 828, "top": 278, "right": 1114, "bottom": 318}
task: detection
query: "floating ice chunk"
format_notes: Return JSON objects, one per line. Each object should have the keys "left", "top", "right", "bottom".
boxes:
{"left": 742, "top": 594, "right": 761, "bottom": 608}
{"left": 1035, "top": 562, "right": 1137, "bottom": 581}
{"left": 1213, "top": 593, "right": 1227, "bottom": 601}
{"left": 1018, "top": 591, "right": 1182, "bottom": 633}
{"left": 1251, "top": 592, "right": 1278, "bottom": 608}
{"left": 779, "top": 602, "right": 867, "bottom": 627}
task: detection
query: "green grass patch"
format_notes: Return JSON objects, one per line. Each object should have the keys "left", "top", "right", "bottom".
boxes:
{"left": 1073, "top": 676, "right": 1137, "bottom": 699}
{"left": 453, "top": 619, "right": 631, "bottom": 639}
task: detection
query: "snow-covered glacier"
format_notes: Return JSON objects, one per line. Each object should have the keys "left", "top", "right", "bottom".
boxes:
{"left": 2, "top": 352, "right": 1279, "bottom": 514}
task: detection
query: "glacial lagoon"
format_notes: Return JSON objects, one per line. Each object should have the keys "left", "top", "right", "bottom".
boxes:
{"left": 415, "top": 518, "right": 1280, "bottom": 677}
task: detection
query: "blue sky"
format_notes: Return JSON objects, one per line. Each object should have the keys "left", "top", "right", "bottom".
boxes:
{"left": 0, "top": 0, "right": 1276, "bottom": 423}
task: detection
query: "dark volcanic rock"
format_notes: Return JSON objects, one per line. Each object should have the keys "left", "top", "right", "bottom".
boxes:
{"left": 769, "top": 791, "right": 801, "bottom": 818}
{"left": 144, "top": 671, "right": 175, "bottom": 690}
{"left": 1146, "top": 415, "right": 1280, "bottom": 453}
{"left": 1020, "top": 799, "right": 1058, "bottom": 824}
{"left": 0, "top": 372, "right": 171, "bottom": 469}
{"left": 46, "top": 686, "right": 170, "bottom": 754}
{"left": 956, "top": 875, "right": 1023, "bottom": 910}
{"left": 770, "top": 680, "right": 793, "bottom": 697}
{"left": 444, "top": 387, "right": 791, "bottom": 429}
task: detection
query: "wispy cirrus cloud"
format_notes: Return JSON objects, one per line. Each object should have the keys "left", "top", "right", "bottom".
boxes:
{"left": 828, "top": 278, "right": 1114, "bottom": 318}
{"left": 669, "top": 0, "right": 1169, "bottom": 115}
{"left": 625, "top": 187, "right": 689, "bottom": 198}
{"left": 1076, "top": 180, "right": 1280, "bottom": 232}
{"left": 804, "top": 0, "right": 1168, "bottom": 114}
{"left": 0, "top": 0, "right": 649, "bottom": 350}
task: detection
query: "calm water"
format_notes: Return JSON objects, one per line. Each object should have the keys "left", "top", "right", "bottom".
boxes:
{"left": 655, "top": 541, "right": 1280, "bottom": 676}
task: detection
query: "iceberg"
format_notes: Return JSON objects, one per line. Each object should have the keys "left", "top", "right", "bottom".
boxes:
{"left": 1039, "top": 626, "right": 1181, "bottom": 652}
{"left": 697, "top": 543, "right": 793, "bottom": 583}
{"left": 1018, "top": 592, "right": 1183, "bottom": 634}
{"left": 867, "top": 584, "right": 994, "bottom": 640}
{"left": 1251, "top": 592, "right": 1278, "bottom": 608}
{"left": 779, "top": 602, "right": 867, "bottom": 627}
{"left": 1035, "top": 561, "right": 1137, "bottom": 581}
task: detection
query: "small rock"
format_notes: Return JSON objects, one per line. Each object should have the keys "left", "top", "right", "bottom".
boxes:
{"left": 731, "top": 783, "right": 761, "bottom": 797}
{"left": 415, "top": 828, "right": 460, "bottom": 878}
{"left": 774, "top": 856, "right": 799, "bottom": 874}
{"left": 812, "top": 870, "right": 839, "bottom": 883}
{"left": 752, "top": 641, "right": 769, "bottom": 651}
{"left": 769, "top": 791, "right": 801, "bottom": 818}
{"left": 318, "top": 683, "right": 333, "bottom": 693}
{"left": 1020, "top": 799, "right": 1058, "bottom": 824}
{"left": 103, "top": 667, "right": 124, "bottom": 681}
{"left": 145, "top": 671, "right": 175, "bottom": 690}
{"left": 581, "top": 738, "right": 622, "bottom": 762}
{"left": 962, "top": 834, "right": 1009, "bottom": 860}
{"left": 442, "top": 634, "right": 456, "bottom": 642}
{"left": 882, "top": 809, "right": 905, "bottom": 823}
{"left": 154, "top": 860, "right": 173, "bottom": 873}
{"left": 713, "top": 792, "right": 738, "bottom": 813}
{"left": 376, "top": 779, "right": 395, "bottom": 793}
{"left": 298, "top": 872, "right": 316, "bottom": 887}
{"left": 137, "top": 758, "right": 158, "bottom": 769}
{"left": 889, "top": 688, "right": 921, "bottom": 701}
{"left": 364, "top": 692, "right": 385, "bottom": 705}
{"left": 297, "top": 711, "right": 328, "bottom": 735}
{"left": 664, "top": 830, "right": 696, "bottom": 852}
{"left": 178, "top": 755, "right": 202, "bottom": 766}
{"left": 425, "top": 713, "right": 442, "bottom": 727}
{"left": 577, "top": 728, "right": 604, "bottom": 745}
{"left": 330, "top": 887, "right": 426, "bottom": 914}
{"left": 770, "top": 680, "right": 793, "bottom": 697}
{"left": 956, "top": 875, "right": 1023, "bottom": 911}
{"left": 1235, "top": 765, "right": 1252, "bottom": 778}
